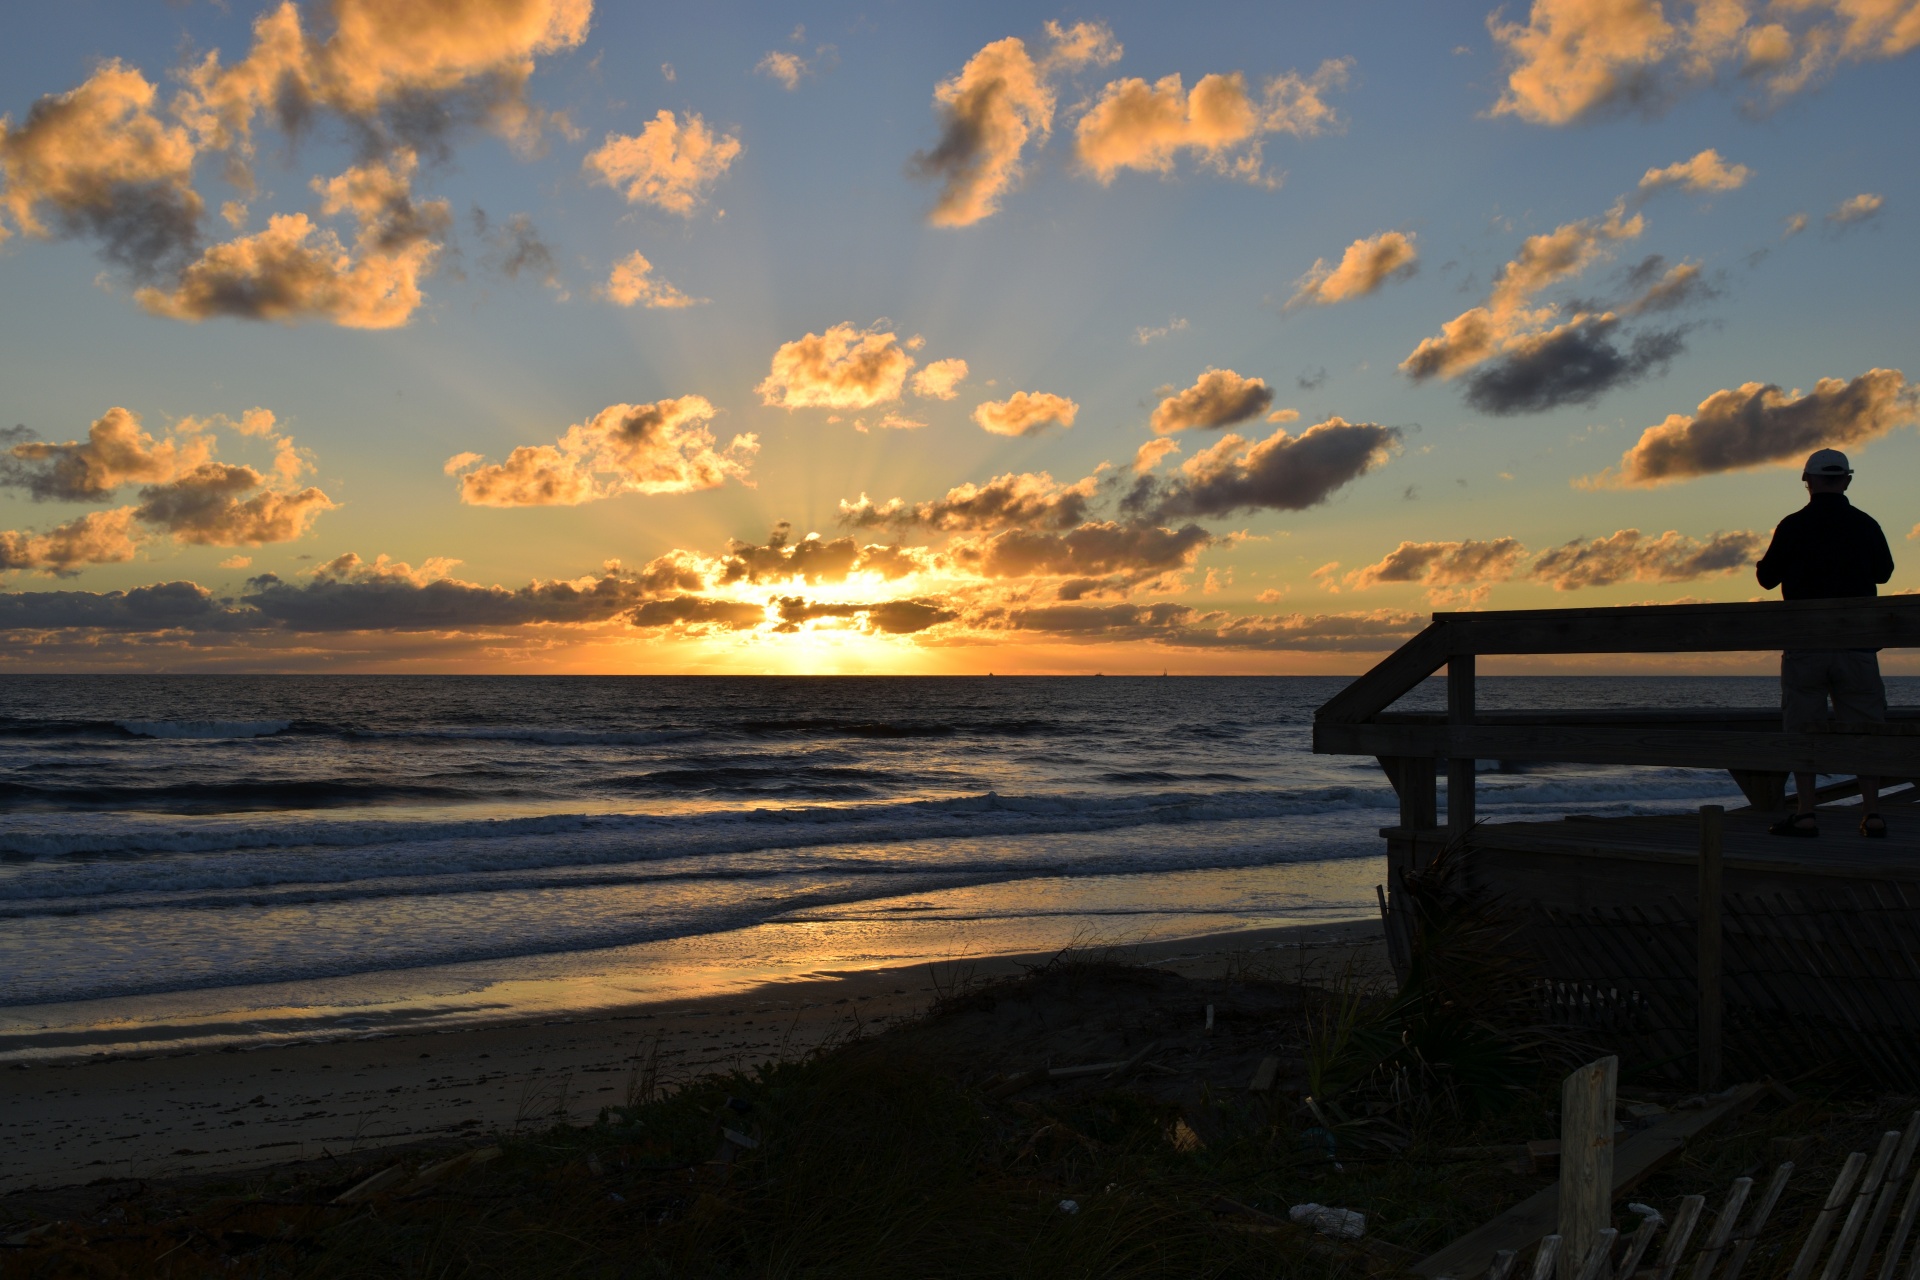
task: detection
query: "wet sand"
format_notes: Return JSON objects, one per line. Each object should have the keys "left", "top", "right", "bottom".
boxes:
{"left": 0, "top": 919, "right": 1383, "bottom": 1194}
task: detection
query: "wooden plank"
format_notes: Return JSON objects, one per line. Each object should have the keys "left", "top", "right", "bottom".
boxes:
{"left": 1413, "top": 1082, "right": 1766, "bottom": 1278}
{"left": 1379, "top": 755, "right": 1438, "bottom": 830}
{"left": 1313, "top": 722, "right": 1920, "bottom": 776}
{"left": 1430, "top": 595, "right": 1920, "bottom": 657}
{"left": 1559, "top": 1056, "right": 1617, "bottom": 1274}
{"left": 1701, "top": 807, "right": 1724, "bottom": 1091}
{"left": 1315, "top": 620, "right": 1453, "bottom": 724}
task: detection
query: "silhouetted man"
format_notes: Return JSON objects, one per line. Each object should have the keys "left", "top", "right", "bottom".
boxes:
{"left": 1756, "top": 448, "right": 1895, "bottom": 837}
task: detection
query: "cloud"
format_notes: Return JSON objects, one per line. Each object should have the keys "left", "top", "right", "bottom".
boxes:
{"left": 767, "top": 596, "right": 957, "bottom": 635}
{"left": 450, "top": 397, "right": 756, "bottom": 506}
{"left": 137, "top": 150, "right": 450, "bottom": 328}
{"left": 475, "top": 209, "right": 557, "bottom": 287}
{"left": 990, "top": 601, "right": 1422, "bottom": 651}
{"left": 134, "top": 464, "right": 336, "bottom": 545}
{"left": 909, "top": 37, "right": 1056, "bottom": 227}
{"left": 716, "top": 524, "right": 924, "bottom": 586}
{"left": 756, "top": 51, "right": 808, "bottom": 89}
{"left": 972, "top": 391, "right": 1078, "bottom": 437}
{"left": 1150, "top": 369, "right": 1275, "bottom": 434}
{"left": 1462, "top": 315, "right": 1686, "bottom": 415}
{"left": 597, "top": 250, "right": 701, "bottom": 309}
{"left": 1073, "top": 59, "right": 1350, "bottom": 187}
{"left": 1621, "top": 257, "right": 1716, "bottom": 313}
{"left": 1127, "top": 417, "right": 1398, "bottom": 520}
{"left": 851, "top": 412, "right": 926, "bottom": 433}
{"left": 1, "top": 406, "right": 212, "bottom": 501}
{"left": 1637, "top": 148, "right": 1751, "bottom": 194}
{"left": 175, "top": 0, "right": 591, "bottom": 160}
{"left": 1489, "top": 0, "right": 1920, "bottom": 124}
{"left": 1590, "top": 368, "right": 1919, "bottom": 486}
{"left": 0, "top": 60, "right": 202, "bottom": 277}
{"left": 948, "top": 520, "right": 1213, "bottom": 598}
{"left": 0, "top": 509, "right": 143, "bottom": 576}
{"left": 1402, "top": 201, "right": 1643, "bottom": 381}
{"left": 1289, "top": 231, "right": 1419, "bottom": 306}
{"left": 584, "top": 110, "right": 742, "bottom": 215}
{"left": 1345, "top": 538, "right": 1527, "bottom": 601}
{"left": 1829, "top": 192, "right": 1885, "bottom": 225}
{"left": 758, "top": 323, "right": 914, "bottom": 410}
{"left": 839, "top": 471, "right": 1099, "bottom": 532}
{"left": 1134, "top": 317, "right": 1189, "bottom": 344}
{"left": 1037, "top": 19, "right": 1124, "bottom": 73}
{"left": 909, "top": 358, "right": 969, "bottom": 400}
{"left": 1530, "top": 528, "right": 1764, "bottom": 589}
{"left": 1132, "top": 438, "right": 1182, "bottom": 474}
{"left": 220, "top": 555, "right": 252, "bottom": 569}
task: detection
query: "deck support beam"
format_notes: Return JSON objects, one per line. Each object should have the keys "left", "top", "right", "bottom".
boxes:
{"left": 1378, "top": 755, "right": 1437, "bottom": 830}
{"left": 1448, "top": 655, "right": 1476, "bottom": 832}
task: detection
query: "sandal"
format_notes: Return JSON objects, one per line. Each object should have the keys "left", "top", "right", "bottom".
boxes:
{"left": 1769, "top": 812, "right": 1819, "bottom": 837}
{"left": 1861, "top": 812, "right": 1888, "bottom": 838}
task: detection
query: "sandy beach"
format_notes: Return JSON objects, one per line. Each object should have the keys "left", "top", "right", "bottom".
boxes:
{"left": 0, "top": 919, "right": 1382, "bottom": 1196}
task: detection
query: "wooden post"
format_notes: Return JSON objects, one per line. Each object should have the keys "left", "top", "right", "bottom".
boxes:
{"left": 1559, "top": 1055, "right": 1617, "bottom": 1278}
{"left": 1448, "top": 654, "right": 1476, "bottom": 831}
{"left": 1699, "top": 804, "right": 1724, "bottom": 1091}
{"left": 1379, "top": 755, "right": 1438, "bottom": 830}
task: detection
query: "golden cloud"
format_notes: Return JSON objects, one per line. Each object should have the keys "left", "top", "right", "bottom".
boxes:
{"left": 1150, "top": 369, "right": 1275, "bottom": 433}
{"left": 1590, "top": 369, "right": 1918, "bottom": 486}
{"left": 1637, "top": 147, "right": 1751, "bottom": 194}
{"left": 910, "top": 358, "right": 970, "bottom": 400}
{"left": 451, "top": 396, "right": 756, "bottom": 506}
{"left": 911, "top": 38, "right": 1055, "bottom": 228}
{"left": 1289, "top": 231, "right": 1418, "bottom": 307}
{"left": 598, "top": 250, "right": 701, "bottom": 308}
{"left": 1490, "top": 0, "right": 1920, "bottom": 124}
{"left": 1, "top": 407, "right": 212, "bottom": 501}
{"left": 758, "top": 323, "right": 914, "bottom": 410}
{"left": 972, "top": 391, "right": 1079, "bottom": 437}
{"left": 134, "top": 464, "right": 336, "bottom": 546}
{"left": 0, "top": 61, "right": 202, "bottom": 273}
{"left": 1074, "top": 59, "right": 1349, "bottom": 186}
{"left": 0, "top": 509, "right": 143, "bottom": 576}
{"left": 584, "top": 110, "right": 742, "bottom": 215}
{"left": 1829, "top": 192, "right": 1885, "bottom": 225}
{"left": 1401, "top": 201, "right": 1642, "bottom": 380}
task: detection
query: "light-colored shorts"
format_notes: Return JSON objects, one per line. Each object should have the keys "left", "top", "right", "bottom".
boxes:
{"left": 1781, "top": 649, "right": 1888, "bottom": 733}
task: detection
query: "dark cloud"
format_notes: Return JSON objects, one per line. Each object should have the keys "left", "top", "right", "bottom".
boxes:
{"left": 1463, "top": 316, "right": 1685, "bottom": 416}
{"left": 0, "top": 581, "right": 242, "bottom": 632}
{"left": 1596, "top": 368, "right": 1918, "bottom": 486}
{"left": 1529, "top": 529, "right": 1763, "bottom": 589}
{"left": 245, "top": 556, "right": 666, "bottom": 631}
{"left": 1125, "top": 418, "right": 1398, "bottom": 520}
{"left": 135, "top": 464, "right": 335, "bottom": 545}
{"left": 949, "top": 520, "right": 1212, "bottom": 599}
{"left": 839, "top": 471, "right": 1097, "bottom": 533}
{"left": 475, "top": 208, "right": 558, "bottom": 285}
{"left": 771, "top": 595, "right": 957, "bottom": 634}
{"left": 1297, "top": 367, "right": 1328, "bottom": 390}
{"left": 628, "top": 596, "right": 767, "bottom": 630}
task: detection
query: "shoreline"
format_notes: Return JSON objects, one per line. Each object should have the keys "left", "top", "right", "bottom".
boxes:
{"left": 0, "top": 917, "right": 1384, "bottom": 1195}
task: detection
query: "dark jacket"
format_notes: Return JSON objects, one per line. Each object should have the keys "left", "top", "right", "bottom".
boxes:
{"left": 1755, "top": 492, "right": 1894, "bottom": 599}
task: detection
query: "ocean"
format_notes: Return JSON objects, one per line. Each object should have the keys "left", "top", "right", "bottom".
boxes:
{"left": 0, "top": 674, "right": 1876, "bottom": 1060}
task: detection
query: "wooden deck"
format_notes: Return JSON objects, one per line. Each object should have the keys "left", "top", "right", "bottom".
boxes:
{"left": 1313, "top": 597, "right": 1920, "bottom": 1088}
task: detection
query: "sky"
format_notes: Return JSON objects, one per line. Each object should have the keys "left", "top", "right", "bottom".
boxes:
{"left": 0, "top": 0, "right": 1916, "bottom": 674}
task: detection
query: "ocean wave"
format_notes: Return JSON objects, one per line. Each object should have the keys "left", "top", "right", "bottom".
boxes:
{"left": 115, "top": 719, "right": 292, "bottom": 740}
{"left": 0, "top": 777, "right": 486, "bottom": 814}
{"left": 0, "top": 784, "right": 1397, "bottom": 899}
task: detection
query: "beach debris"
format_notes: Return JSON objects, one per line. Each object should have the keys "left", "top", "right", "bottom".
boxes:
{"left": 1058, "top": 1199, "right": 1079, "bottom": 1215}
{"left": 721, "top": 1128, "right": 759, "bottom": 1151}
{"left": 1104, "top": 1039, "right": 1160, "bottom": 1082}
{"left": 1168, "top": 1117, "right": 1205, "bottom": 1153}
{"left": 1249, "top": 1055, "right": 1280, "bottom": 1093}
{"left": 1290, "top": 1202, "right": 1366, "bottom": 1239}
{"left": 333, "top": 1164, "right": 410, "bottom": 1204}
{"left": 1205, "top": 1003, "right": 1215, "bottom": 1033}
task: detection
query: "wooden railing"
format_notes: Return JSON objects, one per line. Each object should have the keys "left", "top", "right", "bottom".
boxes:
{"left": 1312, "top": 595, "right": 1920, "bottom": 830}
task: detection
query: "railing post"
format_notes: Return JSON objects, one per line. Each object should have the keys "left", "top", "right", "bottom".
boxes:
{"left": 1448, "top": 653, "right": 1476, "bottom": 831}
{"left": 1698, "top": 804, "right": 1724, "bottom": 1090}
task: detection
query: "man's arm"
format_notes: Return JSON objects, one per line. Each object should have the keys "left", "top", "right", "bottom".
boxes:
{"left": 1755, "top": 521, "right": 1788, "bottom": 591}
{"left": 1869, "top": 517, "right": 1895, "bottom": 585}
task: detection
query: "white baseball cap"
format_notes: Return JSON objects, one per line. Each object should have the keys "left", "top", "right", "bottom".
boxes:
{"left": 1803, "top": 448, "right": 1852, "bottom": 478}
